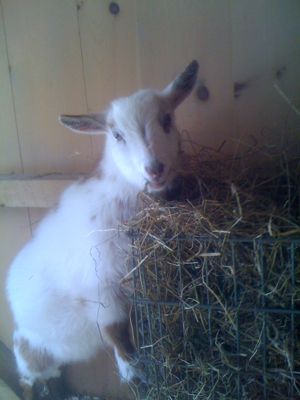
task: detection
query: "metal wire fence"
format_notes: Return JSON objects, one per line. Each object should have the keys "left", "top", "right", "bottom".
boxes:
{"left": 131, "top": 236, "right": 300, "bottom": 399}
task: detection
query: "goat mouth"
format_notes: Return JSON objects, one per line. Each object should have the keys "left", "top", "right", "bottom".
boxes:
{"left": 149, "top": 180, "right": 166, "bottom": 189}
{"left": 146, "top": 178, "right": 167, "bottom": 191}
{"left": 145, "top": 169, "right": 172, "bottom": 192}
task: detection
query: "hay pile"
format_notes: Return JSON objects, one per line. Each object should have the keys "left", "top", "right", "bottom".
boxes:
{"left": 127, "top": 150, "right": 300, "bottom": 399}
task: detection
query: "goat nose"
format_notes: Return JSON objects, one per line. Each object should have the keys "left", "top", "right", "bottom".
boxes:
{"left": 145, "top": 160, "right": 165, "bottom": 178}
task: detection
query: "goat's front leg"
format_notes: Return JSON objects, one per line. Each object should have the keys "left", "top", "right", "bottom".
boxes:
{"left": 105, "top": 320, "right": 145, "bottom": 383}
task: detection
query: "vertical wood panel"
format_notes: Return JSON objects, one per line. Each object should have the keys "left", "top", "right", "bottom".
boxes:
{"left": 231, "top": 0, "right": 300, "bottom": 155}
{"left": 0, "top": 1, "right": 22, "bottom": 174}
{"left": 267, "top": 0, "right": 300, "bottom": 98}
{"left": 2, "top": 0, "right": 94, "bottom": 175}
{"left": 0, "top": 1, "right": 32, "bottom": 350}
{"left": 136, "top": 0, "right": 234, "bottom": 152}
{"left": 77, "top": 0, "right": 138, "bottom": 108}
{"left": 266, "top": 0, "right": 300, "bottom": 149}
{"left": 77, "top": 0, "right": 138, "bottom": 161}
{"left": 231, "top": 0, "right": 271, "bottom": 153}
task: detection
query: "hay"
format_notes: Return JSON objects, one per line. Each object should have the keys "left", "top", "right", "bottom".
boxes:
{"left": 126, "top": 149, "right": 300, "bottom": 399}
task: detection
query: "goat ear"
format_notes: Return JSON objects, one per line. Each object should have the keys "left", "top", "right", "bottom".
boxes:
{"left": 59, "top": 113, "right": 106, "bottom": 135}
{"left": 162, "top": 60, "right": 199, "bottom": 108}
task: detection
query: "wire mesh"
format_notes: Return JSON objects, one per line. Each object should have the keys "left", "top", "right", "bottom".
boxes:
{"left": 131, "top": 236, "right": 300, "bottom": 399}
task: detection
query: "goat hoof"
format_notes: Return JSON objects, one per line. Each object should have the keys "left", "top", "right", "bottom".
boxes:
{"left": 34, "top": 378, "right": 65, "bottom": 400}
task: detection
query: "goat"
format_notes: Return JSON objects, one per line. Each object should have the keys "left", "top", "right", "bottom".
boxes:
{"left": 6, "top": 60, "right": 199, "bottom": 398}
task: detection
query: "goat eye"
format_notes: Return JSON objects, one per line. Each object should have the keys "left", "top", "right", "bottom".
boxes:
{"left": 161, "top": 113, "right": 172, "bottom": 133}
{"left": 112, "top": 130, "right": 125, "bottom": 142}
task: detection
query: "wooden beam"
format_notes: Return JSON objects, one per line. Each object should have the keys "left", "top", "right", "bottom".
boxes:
{"left": 0, "top": 175, "right": 76, "bottom": 208}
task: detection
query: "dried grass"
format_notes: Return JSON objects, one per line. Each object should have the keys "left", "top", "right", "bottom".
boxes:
{"left": 125, "top": 148, "right": 300, "bottom": 399}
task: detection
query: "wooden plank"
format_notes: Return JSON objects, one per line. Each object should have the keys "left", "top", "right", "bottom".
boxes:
{"left": 230, "top": 0, "right": 300, "bottom": 156}
{"left": 77, "top": 0, "right": 138, "bottom": 108}
{"left": 77, "top": 0, "right": 138, "bottom": 162}
{"left": 2, "top": 0, "right": 94, "bottom": 175}
{"left": 0, "top": 176, "right": 74, "bottom": 208}
{"left": 1, "top": 3, "right": 32, "bottom": 355}
{"left": 0, "top": 1, "right": 22, "bottom": 174}
{"left": 230, "top": 0, "right": 273, "bottom": 154}
{"left": 136, "top": 0, "right": 233, "bottom": 153}
{"left": 0, "top": 379, "right": 21, "bottom": 400}
{"left": 266, "top": 0, "right": 300, "bottom": 142}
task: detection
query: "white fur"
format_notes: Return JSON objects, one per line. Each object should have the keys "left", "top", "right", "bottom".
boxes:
{"left": 6, "top": 61, "right": 198, "bottom": 386}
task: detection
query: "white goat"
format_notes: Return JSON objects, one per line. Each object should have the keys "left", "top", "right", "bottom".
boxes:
{"left": 6, "top": 60, "right": 199, "bottom": 398}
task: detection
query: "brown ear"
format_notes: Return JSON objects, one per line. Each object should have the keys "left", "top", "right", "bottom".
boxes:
{"left": 59, "top": 113, "right": 106, "bottom": 135}
{"left": 162, "top": 60, "right": 199, "bottom": 108}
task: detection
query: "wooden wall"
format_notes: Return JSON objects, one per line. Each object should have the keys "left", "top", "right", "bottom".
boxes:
{"left": 0, "top": 0, "right": 299, "bottom": 396}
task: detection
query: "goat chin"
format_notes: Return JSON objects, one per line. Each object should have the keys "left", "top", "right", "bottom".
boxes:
{"left": 6, "top": 60, "right": 199, "bottom": 397}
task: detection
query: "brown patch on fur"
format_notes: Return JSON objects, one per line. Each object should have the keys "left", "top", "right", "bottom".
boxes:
{"left": 16, "top": 337, "right": 55, "bottom": 373}
{"left": 105, "top": 321, "right": 135, "bottom": 361}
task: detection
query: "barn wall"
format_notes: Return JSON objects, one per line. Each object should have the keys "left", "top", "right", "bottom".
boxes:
{"left": 0, "top": 0, "right": 299, "bottom": 396}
